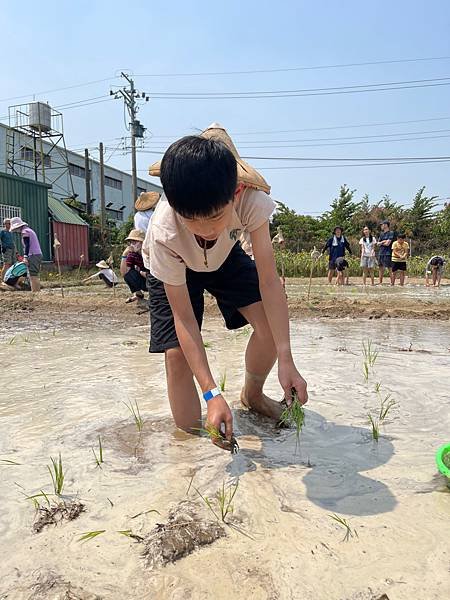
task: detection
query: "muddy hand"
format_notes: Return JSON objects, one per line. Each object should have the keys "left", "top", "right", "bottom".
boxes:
{"left": 206, "top": 395, "right": 237, "bottom": 453}
{"left": 278, "top": 361, "right": 308, "bottom": 406}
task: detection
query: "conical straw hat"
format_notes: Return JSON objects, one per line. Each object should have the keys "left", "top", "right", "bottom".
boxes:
{"left": 149, "top": 123, "right": 270, "bottom": 194}
{"left": 135, "top": 191, "right": 160, "bottom": 211}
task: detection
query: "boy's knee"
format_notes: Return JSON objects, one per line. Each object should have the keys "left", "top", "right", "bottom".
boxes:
{"left": 165, "top": 346, "right": 189, "bottom": 372}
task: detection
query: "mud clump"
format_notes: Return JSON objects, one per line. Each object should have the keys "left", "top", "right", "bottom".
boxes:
{"left": 33, "top": 500, "right": 85, "bottom": 533}
{"left": 142, "top": 500, "right": 225, "bottom": 568}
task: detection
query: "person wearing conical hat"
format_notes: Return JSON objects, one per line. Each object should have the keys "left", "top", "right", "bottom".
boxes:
{"left": 119, "top": 229, "right": 149, "bottom": 303}
{"left": 134, "top": 191, "right": 160, "bottom": 234}
{"left": 82, "top": 259, "right": 118, "bottom": 287}
{"left": 143, "top": 124, "right": 308, "bottom": 448}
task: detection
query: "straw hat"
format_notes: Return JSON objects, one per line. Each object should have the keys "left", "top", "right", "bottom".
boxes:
{"left": 125, "top": 229, "right": 145, "bottom": 243}
{"left": 135, "top": 191, "right": 160, "bottom": 211}
{"left": 96, "top": 260, "right": 110, "bottom": 269}
{"left": 9, "top": 216, "right": 28, "bottom": 232}
{"left": 149, "top": 122, "right": 271, "bottom": 194}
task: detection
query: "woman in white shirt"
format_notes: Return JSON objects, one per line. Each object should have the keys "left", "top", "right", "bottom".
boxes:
{"left": 359, "top": 226, "right": 377, "bottom": 286}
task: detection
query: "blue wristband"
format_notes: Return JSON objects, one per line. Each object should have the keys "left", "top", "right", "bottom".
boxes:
{"left": 203, "top": 387, "right": 221, "bottom": 402}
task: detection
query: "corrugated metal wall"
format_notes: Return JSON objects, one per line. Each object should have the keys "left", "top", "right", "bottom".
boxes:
{"left": 52, "top": 222, "right": 89, "bottom": 266}
{"left": 0, "top": 172, "right": 50, "bottom": 260}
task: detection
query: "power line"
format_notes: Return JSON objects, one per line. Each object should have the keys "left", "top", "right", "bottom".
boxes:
{"left": 0, "top": 77, "right": 119, "bottom": 104}
{"left": 135, "top": 55, "right": 450, "bottom": 77}
{"left": 255, "top": 159, "right": 450, "bottom": 170}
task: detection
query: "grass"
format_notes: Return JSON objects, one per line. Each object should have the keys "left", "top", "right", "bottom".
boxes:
{"left": 218, "top": 371, "right": 227, "bottom": 393}
{"left": 92, "top": 436, "right": 104, "bottom": 468}
{"left": 279, "top": 388, "right": 305, "bottom": 447}
{"left": 368, "top": 393, "right": 398, "bottom": 442}
{"left": 48, "top": 453, "right": 65, "bottom": 496}
{"left": 195, "top": 480, "right": 239, "bottom": 523}
{"left": 77, "top": 530, "right": 106, "bottom": 543}
{"left": 362, "top": 339, "right": 379, "bottom": 367}
{"left": 329, "top": 513, "right": 358, "bottom": 542}
{"left": 0, "top": 458, "right": 22, "bottom": 465}
{"left": 374, "top": 381, "right": 381, "bottom": 393}
{"left": 25, "top": 490, "right": 51, "bottom": 510}
{"left": 123, "top": 399, "right": 144, "bottom": 432}
{"left": 362, "top": 361, "right": 370, "bottom": 383}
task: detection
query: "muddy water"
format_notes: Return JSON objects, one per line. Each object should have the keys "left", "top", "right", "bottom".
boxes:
{"left": 1, "top": 319, "right": 449, "bottom": 599}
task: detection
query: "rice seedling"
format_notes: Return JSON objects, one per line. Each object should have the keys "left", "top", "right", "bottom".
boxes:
{"left": 47, "top": 453, "right": 64, "bottom": 496}
{"left": 367, "top": 413, "right": 380, "bottom": 442}
{"left": 77, "top": 530, "right": 106, "bottom": 543}
{"left": 92, "top": 435, "right": 104, "bottom": 468}
{"left": 25, "top": 490, "right": 51, "bottom": 509}
{"left": 0, "top": 458, "right": 22, "bottom": 465}
{"left": 374, "top": 382, "right": 381, "bottom": 393}
{"left": 218, "top": 371, "right": 227, "bottom": 392}
{"left": 117, "top": 529, "right": 144, "bottom": 542}
{"left": 379, "top": 394, "right": 397, "bottom": 422}
{"left": 362, "top": 361, "right": 370, "bottom": 383}
{"left": 123, "top": 399, "right": 144, "bottom": 432}
{"left": 131, "top": 508, "right": 161, "bottom": 519}
{"left": 195, "top": 423, "right": 239, "bottom": 454}
{"left": 279, "top": 388, "right": 305, "bottom": 446}
{"left": 362, "top": 340, "right": 379, "bottom": 367}
{"left": 203, "top": 341, "right": 212, "bottom": 348}
{"left": 329, "top": 513, "right": 358, "bottom": 542}
{"left": 195, "top": 480, "right": 239, "bottom": 523}
{"left": 8, "top": 336, "right": 16, "bottom": 345}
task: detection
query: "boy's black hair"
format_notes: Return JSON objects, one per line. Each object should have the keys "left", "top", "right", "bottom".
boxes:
{"left": 397, "top": 232, "right": 406, "bottom": 239}
{"left": 160, "top": 136, "right": 238, "bottom": 218}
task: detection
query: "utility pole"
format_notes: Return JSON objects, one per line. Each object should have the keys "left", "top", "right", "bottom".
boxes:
{"left": 99, "top": 142, "right": 106, "bottom": 236}
{"left": 110, "top": 73, "right": 148, "bottom": 209}
{"left": 84, "top": 148, "right": 92, "bottom": 215}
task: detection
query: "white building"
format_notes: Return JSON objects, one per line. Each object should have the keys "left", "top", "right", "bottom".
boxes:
{"left": 0, "top": 119, "right": 162, "bottom": 223}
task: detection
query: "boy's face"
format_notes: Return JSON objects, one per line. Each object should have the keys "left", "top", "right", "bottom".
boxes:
{"left": 398, "top": 237, "right": 405, "bottom": 244}
{"left": 3, "top": 220, "right": 10, "bottom": 230}
{"left": 180, "top": 185, "right": 244, "bottom": 241}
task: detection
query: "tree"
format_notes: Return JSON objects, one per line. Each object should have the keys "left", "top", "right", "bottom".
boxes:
{"left": 403, "top": 186, "right": 438, "bottom": 239}
{"left": 320, "top": 184, "right": 361, "bottom": 236}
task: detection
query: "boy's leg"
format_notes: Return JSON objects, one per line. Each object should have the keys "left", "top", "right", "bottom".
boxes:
{"left": 327, "top": 269, "right": 334, "bottom": 283}
{"left": 400, "top": 269, "right": 405, "bottom": 286}
{"left": 238, "top": 302, "right": 282, "bottom": 420}
{"left": 362, "top": 267, "right": 367, "bottom": 286}
{"left": 370, "top": 268, "right": 375, "bottom": 286}
{"left": 379, "top": 265, "right": 384, "bottom": 284}
{"left": 165, "top": 347, "right": 201, "bottom": 431}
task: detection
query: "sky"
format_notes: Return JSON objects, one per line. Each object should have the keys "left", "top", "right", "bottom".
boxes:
{"left": 1, "top": 0, "right": 450, "bottom": 214}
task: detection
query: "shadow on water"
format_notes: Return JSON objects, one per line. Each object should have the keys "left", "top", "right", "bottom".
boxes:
{"left": 227, "top": 408, "right": 397, "bottom": 517}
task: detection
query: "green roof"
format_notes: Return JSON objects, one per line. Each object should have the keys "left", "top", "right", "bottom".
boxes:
{"left": 48, "top": 195, "right": 88, "bottom": 226}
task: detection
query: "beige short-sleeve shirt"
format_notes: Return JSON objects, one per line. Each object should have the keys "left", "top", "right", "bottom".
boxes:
{"left": 142, "top": 188, "right": 275, "bottom": 285}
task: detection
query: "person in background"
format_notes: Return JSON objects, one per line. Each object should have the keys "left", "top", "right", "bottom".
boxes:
{"left": 391, "top": 233, "right": 409, "bottom": 286}
{"left": 1, "top": 218, "right": 16, "bottom": 280}
{"left": 322, "top": 226, "right": 352, "bottom": 284}
{"left": 377, "top": 220, "right": 395, "bottom": 285}
{"left": 359, "top": 225, "right": 377, "bottom": 286}
{"left": 8, "top": 217, "right": 42, "bottom": 293}
{"left": 120, "top": 229, "right": 148, "bottom": 303}
{"left": 82, "top": 260, "right": 118, "bottom": 287}
{"left": 334, "top": 256, "right": 349, "bottom": 285}
{"left": 0, "top": 260, "right": 28, "bottom": 291}
{"left": 425, "top": 255, "right": 445, "bottom": 288}
{"left": 272, "top": 226, "right": 286, "bottom": 288}
{"left": 134, "top": 191, "right": 160, "bottom": 233}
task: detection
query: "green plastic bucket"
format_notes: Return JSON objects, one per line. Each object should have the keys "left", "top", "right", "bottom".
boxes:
{"left": 435, "top": 443, "right": 450, "bottom": 478}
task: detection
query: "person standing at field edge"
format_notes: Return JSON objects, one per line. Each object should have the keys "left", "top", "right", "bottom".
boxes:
{"left": 377, "top": 220, "right": 395, "bottom": 285}
{"left": 0, "top": 218, "right": 16, "bottom": 280}
{"left": 8, "top": 217, "right": 42, "bottom": 293}
{"left": 391, "top": 233, "right": 409, "bottom": 286}
{"left": 321, "top": 226, "right": 352, "bottom": 284}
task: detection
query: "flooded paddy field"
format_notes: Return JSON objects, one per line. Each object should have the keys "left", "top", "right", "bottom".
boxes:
{"left": 1, "top": 305, "right": 449, "bottom": 599}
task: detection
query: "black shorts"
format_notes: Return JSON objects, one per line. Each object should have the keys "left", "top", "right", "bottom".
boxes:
{"left": 148, "top": 242, "right": 261, "bottom": 353}
{"left": 378, "top": 254, "right": 392, "bottom": 269}
{"left": 392, "top": 261, "right": 407, "bottom": 272}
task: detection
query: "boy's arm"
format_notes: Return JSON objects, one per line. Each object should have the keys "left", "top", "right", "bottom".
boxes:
{"left": 251, "top": 222, "right": 308, "bottom": 405}
{"left": 164, "top": 282, "right": 233, "bottom": 438}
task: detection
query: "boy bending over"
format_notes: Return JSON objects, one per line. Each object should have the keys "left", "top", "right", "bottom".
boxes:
{"left": 143, "top": 124, "right": 308, "bottom": 444}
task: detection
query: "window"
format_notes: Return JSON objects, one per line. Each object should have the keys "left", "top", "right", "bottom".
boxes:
{"left": 69, "top": 163, "right": 86, "bottom": 178}
{"left": 20, "top": 146, "right": 51, "bottom": 168}
{"left": 105, "top": 175, "right": 122, "bottom": 190}
{"left": 137, "top": 186, "right": 147, "bottom": 195}
{"left": 106, "top": 208, "right": 124, "bottom": 221}
{"left": 0, "top": 204, "right": 21, "bottom": 222}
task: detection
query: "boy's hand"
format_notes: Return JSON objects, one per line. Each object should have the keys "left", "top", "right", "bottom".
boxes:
{"left": 206, "top": 394, "right": 233, "bottom": 441}
{"left": 278, "top": 361, "right": 308, "bottom": 406}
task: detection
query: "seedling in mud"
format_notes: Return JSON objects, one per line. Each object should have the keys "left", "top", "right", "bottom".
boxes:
{"left": 195, "top": 480, "right": 239, "bottom": 523}
{"left": 196, "top": 423, "right": 239, "bottom": 454}
{"left": 24, "top": 490, "right": 51, "bottom": 510}
{"left": 48, "top": 453, "right": 65, "bottom": 495}
{"left": 279, "top": 388, "right": 305, "bottom": 446}
{"left": 0, "top": 458, "right": 22, "bottom": 465}
{"left": 203, "top": 341, "right": 212, "bottom": 348}
{"left": 367, "top": 394, "right": 398, "bottom": 442}
{"left": 77, "top": 530, "right": 106, "bottom": 543}
{"left": 92, "top": 436, "right": 104, "bottom": 468}
{"left": 362, "top": 361, "right": 370, "bottom": 383}
{"left": 117, "top": 529, "right": 144, "bottom": 542}
{"left": 218, "top": 371, "right": 227, "bottom": 392}
{"left": 362, "top": 340, "right": 379, "bottom": 367}
{"left": 374, "top": 382, "right": 381, "bottom": 393}
{"left": 123, "top": 399, "right": 144, "bottom": 432}
{"left": 329, "top": 513, "right": 358, "bottom": 542}
{"left": 130, "top": 508, "right": 161, "bottom": 519}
